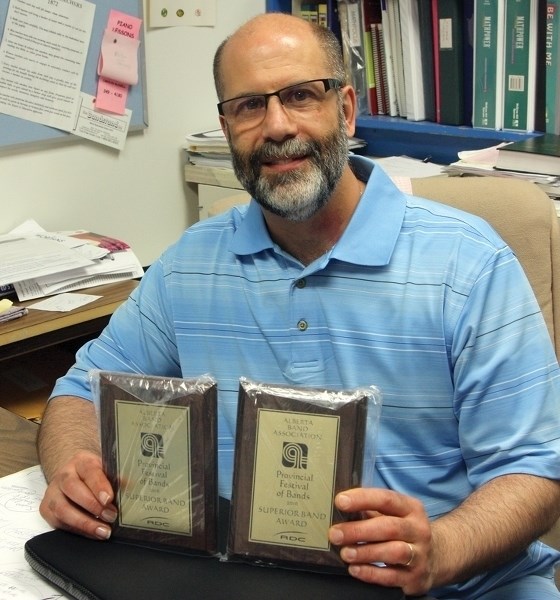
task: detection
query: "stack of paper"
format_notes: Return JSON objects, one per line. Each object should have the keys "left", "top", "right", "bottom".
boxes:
{"left": 442, "top": 145, "right": 560, "bottom": 201}
{"left": 1, "top": 220, "right": 144, "bottom": 302}
{"left": 184, "top": 128, "right": 367, "bottom": 171}
{"left": 185, "top": 129, "right": 233, "bottom": 168}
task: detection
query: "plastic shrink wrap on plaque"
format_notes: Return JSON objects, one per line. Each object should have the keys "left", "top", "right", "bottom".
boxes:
{"left": 227, "top": 377, "right": 382, "bottom": 572}
{"left": 91, "top": 371, "right": 218, "bottom": 555}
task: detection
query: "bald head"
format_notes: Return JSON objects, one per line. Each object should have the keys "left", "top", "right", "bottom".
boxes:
{"left": 213, "top": 13, "right": 345, "bottom": 102}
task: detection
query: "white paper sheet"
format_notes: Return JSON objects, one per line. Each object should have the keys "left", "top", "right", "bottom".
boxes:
{"left": 0, "top": 0, "right": 95, "bottom": 132}
{"left": 0, "top": 237, "right": 94, "bottom": 287}
{"left": 28, "top": 293, "right": 101, "bottom": 312}
{"left": 0, "top": 466, "right": 62, "bottom": 600}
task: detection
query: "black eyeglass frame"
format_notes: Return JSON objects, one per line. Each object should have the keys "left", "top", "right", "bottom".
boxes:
{"left": 217, "top": 78, "right": 343, "bottom": 117}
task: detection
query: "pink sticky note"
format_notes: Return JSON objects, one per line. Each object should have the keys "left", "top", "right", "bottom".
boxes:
{"left": 95, "top": 10, "right": 142, "bottom": 115}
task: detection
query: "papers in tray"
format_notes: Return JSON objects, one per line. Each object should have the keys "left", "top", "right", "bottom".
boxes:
{"left": 444, "top": 144, "right": 559, "bottom": 183}
{"left": 1, "top": 220, "right": 144, "bottom": 302}
{"left": 442, "top": 144, "right": 560, "bottom": 200}
{"left": 184, "top": 128, "right": 230, "bottom": 154}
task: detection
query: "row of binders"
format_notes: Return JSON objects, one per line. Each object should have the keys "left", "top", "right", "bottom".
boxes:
{"left": 328, "top": 0, "right": 560, "bottom": 133}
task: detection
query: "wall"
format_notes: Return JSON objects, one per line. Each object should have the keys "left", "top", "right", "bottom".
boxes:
{"left": 0, "top": 0, "right": 264, "bottom": 266}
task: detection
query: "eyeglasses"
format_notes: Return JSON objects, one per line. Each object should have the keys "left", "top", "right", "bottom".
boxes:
{"left": 217, "top": 78, "right": 343, "bottom": 128}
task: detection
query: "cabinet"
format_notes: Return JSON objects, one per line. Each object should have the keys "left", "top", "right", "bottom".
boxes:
{"left": 265, "top": 0, "right": 539, "bottom": 165}
{"left": 198, "top": 184, "right": 249, "bottom": 220}
{"left": 0, "top": 280, "right": 138, "bottom": 421}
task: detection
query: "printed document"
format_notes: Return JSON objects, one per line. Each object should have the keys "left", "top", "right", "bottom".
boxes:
{"left": 0, "top": 0, "right": 95, "bottom": 132}
{"left": 0, "top": 465, "right": 57, "bottom": 600}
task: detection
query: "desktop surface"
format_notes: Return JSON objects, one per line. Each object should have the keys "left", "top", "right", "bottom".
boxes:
{"left": 0, "top": 279, "right": 139, "bottom": 360}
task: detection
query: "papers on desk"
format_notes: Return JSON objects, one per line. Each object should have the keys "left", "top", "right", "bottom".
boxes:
{"left": 0, "top": 236, "right": 93, "bottom": 288}
{"left": 1, "top": 220, "right": 144, "bottom": 302}
{"left": 0, "top": 465, "right": 56, "bottom": 600}
{"left": 28, "top": 293, "right": 101, "bottom": 313}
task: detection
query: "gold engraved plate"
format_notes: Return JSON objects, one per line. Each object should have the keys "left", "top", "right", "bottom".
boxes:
{"left": 115, "top": 400, "right": 192, "bottom": 535}
{"left": 249, "top": 409, "right": 339, "bottom": 550}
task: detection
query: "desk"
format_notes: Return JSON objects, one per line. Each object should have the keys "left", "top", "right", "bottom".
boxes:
{"left": 0, "top": 279, "right": 138, "bottom": 360}
{"left": 0, "top": 279, "right": 138, "bottom": 419}
{"left": 0, "top": 405, "right": 38, "bottom": 477}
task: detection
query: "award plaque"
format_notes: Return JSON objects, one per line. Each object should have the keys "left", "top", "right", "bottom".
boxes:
{"left": 97, "top": 372, "right": 218, "bottom": 554}
{"left": 228, "top": 379, "right": 370, "bottom": 571}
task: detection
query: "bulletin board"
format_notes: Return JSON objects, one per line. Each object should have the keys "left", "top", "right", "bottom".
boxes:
{"left": 0, "top": 0, "right": 148, "bottom": 150}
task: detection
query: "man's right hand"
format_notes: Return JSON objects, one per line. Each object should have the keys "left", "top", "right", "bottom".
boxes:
{"left": 37, "top": 395, "right": 117, "bottom": 540}
{"left": 39, "top": 450, "right": 117, "bottom": 539}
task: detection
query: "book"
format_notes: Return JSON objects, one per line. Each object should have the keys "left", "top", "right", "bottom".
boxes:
{"left": 318, "top": 2, "right": 328, "bottom": 26}
{"left": 371, "top": 22, "right": 389, "bottom": 114}
{"left": 534, "top": 0, "right": 548, "bottom": 133}
{"left": 398, "top": 0, "right": 426, "bottom": 121}
{"left": 387, "top": 0, "right": 406, "bottom": 116}
{"left": 380, "top": 0, "right": 400, "bottom": 116}
{"left": 431, "top": 0, "right": 442, "bottom": 122}
{"left": 361, "top": 0, "right": 381, "bottom": 114}
{"left": 546, "top": 0, "right": 560, "bottom": 134}
{"left": 502, "top": 0, "right": 539, "bottom": 131}
{"left": 300, "top": 2, "right": 319, "bottom": 22}
{"left": 472, "top": 0, "right": 506, "bottom": 129}
{"left": 495, "top": 133, "right": 560, "bottom": 176}
{"left": 462, "top": 0, "right": 475, "bottom": 126}
{"left": 337, "top": 0, "right": 369, "bottom": 115}
{"left": 436, "top": 0, "right": 465, "bottom": 125}
{"left": 417, "top": 0, "right": 436, "bottom": 122}
{"left": 0, "top": 283, "right": 16, "bottom": 300}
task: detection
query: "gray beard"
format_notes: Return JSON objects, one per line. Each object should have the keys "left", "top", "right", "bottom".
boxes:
{"left": 230, "top": 119, "right": 349, "bottom": 222}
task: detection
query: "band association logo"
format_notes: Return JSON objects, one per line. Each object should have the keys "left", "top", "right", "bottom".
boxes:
{"left": 140, "top": 432, "right": 165, "bottom": 458}
{"left": 282, "top": 442, "right": 308, "bottom": 469}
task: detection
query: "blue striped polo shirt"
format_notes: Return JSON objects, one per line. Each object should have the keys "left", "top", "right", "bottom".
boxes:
{"left": 52, "top": 156, "right": 560, "bottom": 597}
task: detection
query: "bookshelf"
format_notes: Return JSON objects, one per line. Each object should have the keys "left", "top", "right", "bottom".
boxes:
{"left": 265, "top": 0, "right": 539, "bottom": 165}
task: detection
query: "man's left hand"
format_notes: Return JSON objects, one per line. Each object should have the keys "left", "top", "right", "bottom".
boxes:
{"left": 328, "top": 487, "right": 434, "bottom": 596}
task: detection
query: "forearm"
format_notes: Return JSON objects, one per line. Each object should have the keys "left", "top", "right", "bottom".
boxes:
{"left": 430, "top": 473, "right": 560, "bottom": 588}
{"left": 38, "top": 396, "right": 101, "bottom": 482}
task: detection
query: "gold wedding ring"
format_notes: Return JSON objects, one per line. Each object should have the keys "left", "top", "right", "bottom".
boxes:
{"left": 404, "top": 542, "right": 415, "bottom": 567}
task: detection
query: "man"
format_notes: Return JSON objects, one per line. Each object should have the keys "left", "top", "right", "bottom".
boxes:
{"left": 38, "top": 13, "right": 560, "bottom": 598}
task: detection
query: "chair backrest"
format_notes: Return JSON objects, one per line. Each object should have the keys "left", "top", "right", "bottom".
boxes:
{"left": 411, "top": 176, "right": 560, "bottom": 357}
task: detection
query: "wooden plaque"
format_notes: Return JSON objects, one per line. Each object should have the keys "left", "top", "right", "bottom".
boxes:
{"left": 228, "top": 379, "right": 368, "bottom": 571}
{"left": 98, "top": 372, "right": 218, "bottom": 554}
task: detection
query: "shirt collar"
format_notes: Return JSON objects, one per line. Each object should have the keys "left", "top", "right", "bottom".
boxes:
{"left": 230, "top": 155, "right": 407, "bottom": 267}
